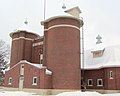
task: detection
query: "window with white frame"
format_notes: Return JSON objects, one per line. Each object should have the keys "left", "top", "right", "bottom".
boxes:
{"left": 40, "top": 54, "right": 43, "bottom": 64}
{"left": 32, "top": 77, "right": 37, "bottom": 85}
{"left": 91, "top": 49, "right": 105, "bottom": 58}
{"left": 87, "top": 79, "right": 93, "bottom": 86}
{"left": 8, "top": 77, "right": 12, "bottom": 85}
{"left": 20, "top": 64, "right": 24, "bottom": 75}
{"left": 109, "top": 71, "right": 113, "bottom": 79}
{"left": 97, "top": 79, "right": 103, "bottom": 86}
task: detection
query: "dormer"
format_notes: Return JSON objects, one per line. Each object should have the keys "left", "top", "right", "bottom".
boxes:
{"left": 91, "top": 35, "right": 105, "bottom": 58}
{"left": 91, "top": 45, "right": 105, "bottom": 58}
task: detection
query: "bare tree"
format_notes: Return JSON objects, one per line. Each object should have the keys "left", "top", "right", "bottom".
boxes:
{"left": 0, "top": 40, "right": 10, "bottom": 69}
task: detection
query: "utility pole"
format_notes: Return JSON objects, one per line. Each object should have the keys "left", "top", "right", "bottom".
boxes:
{"left": 81, "top": 17, "right": 86, "bottom": 89}
{"left": 44, "top": 0, "right": 46, "bottom": 20}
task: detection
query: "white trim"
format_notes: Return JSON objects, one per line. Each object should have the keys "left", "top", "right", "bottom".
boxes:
{"left": 87, "top": 79, "right": 93, "bottom": 86}
{"left": 97, "top": 79, "right": 103, "bottom": 86}
{"left": 46, "top": 69, "right": 52, "bottom": 75}
{"left": 40, "top": 54, "right": 43, "bottom": 64}
{"left": 32, "top": 77, "right": 37, "bottom": 85}
{"left": 10, "top": 31, "right": 40, "bottom": 38}
{"left": 40, "top": 54, "right": 43, "bottom": 60}
{"left": 33, "top": 41, "right": 43, "bottom": 47}
{"left": 12, "top": 37, "right": 34, "bottom": 41}
{"left": 20, "top": 64, "right": 24, "bottom": 75}
{"left": 44, "top": 24, "right": 80, "bottom": 31}
{"left": 82, "top": 65, "right": 120, "bottom": 70}
{"left": 8, "top": 77, "right": 12, "bottom": 85}
{"left": 7, "top": 60, "right": 46, "bottom": 72}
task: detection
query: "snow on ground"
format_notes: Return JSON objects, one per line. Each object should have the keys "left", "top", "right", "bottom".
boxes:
{"left": 56, "top": 91, "right": 103, "bottom": 96}
{"left": 56, "top": 91, "right": 120, "bottom": 96}
{"left": 104, "top": 93, "right": 120, "bottom": 96}
{"left": 0, "top": 91, "right": 39, "bottom": 96}
{"left": 0, "top": 91, "right": 120, "bottom": 96}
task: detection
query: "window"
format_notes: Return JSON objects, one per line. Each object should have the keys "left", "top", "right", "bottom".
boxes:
{"left": 21, "top": 65, "right": 24, "bottom": 68}
{"left": 91, "top": 48, "right": 105, "bottom": 58}
{"left": 87, "top": 79, "right": 93, "bottom": 86}
{"left": 40, "top": 54, "right": 43, "bottom": 64}
{"left": 97, "top": 79, "right": 103, "bottom": 86}
{"left": 109, "top": 71, "right": 113, "bottom": 79}
{"left": 32, "top": 77, "right": 37, "bottom": 85}
{"left": 8, "top": 77, "right": 12, "bottom": 85}
{"left": 92, "top": 50, "right": 104, "bottom": 58}
{"left": 20, "top": 64, "right": 24, "bottom": 75}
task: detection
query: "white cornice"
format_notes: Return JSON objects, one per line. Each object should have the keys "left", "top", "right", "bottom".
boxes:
{"left": 33, "top": 41, "right": 44, "bottom": 47}
{"left": 12, "top": 37, "right": 34, "bottom": 41}
{"left": 44, "top": 24, "right": 80, "bottom": 31}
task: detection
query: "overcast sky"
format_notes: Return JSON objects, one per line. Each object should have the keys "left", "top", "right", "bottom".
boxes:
{"left": 0, "top": 0, "right": 120, "bottom": 50}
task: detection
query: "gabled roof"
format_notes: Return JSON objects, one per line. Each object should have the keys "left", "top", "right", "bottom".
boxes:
{"left": 6, "top": 60, "right": 52, "bottom": 75}
{"left": 83, "top": 44, "right": 120, "bottom": 69}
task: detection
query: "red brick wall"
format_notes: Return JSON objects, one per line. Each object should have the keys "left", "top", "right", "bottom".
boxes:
{"left": 11, "top": 32, "right": 38, "bottom": 39}
{"left": 104, "top": 67, "right": 120, "bottom": 90}
{"left": 24, "top": 63, "right": 52, "bottom": 89}
{"left": 4, "top": 64, "right": 20, "bottom": 88}
{"left": 82, "top": 69, "right": 104, "bottom": 89}
{"left": 5, "top": 62, "right": 52, "bottom": 89}
{"left": 44, "top": 16, "right": 81, "bottom": 89}
{"left": 10, "top": 40, "right": 19, "bottom": 67}
{"left": 115, "top": 68, "right": 120, "bottom": 89}
{"left": 32, "top": 38, "right": 43, "bottom": 64}
{"left": 45, "top": 75, "right": 52, "bottom": 89}
{"left": 45, "top": 18, "right": 80, "bottom": 28}
{"left": 10, "top": 31, "right": 39, "bottom": 67}
{"left": 104, "top": 68, "right": 116, "bottom": 90}
{"left": 24, "top": 64, "right": 41, "bottom": 89}
{"left": 24, "top": 40, "right": 32, "bottom": 62}
{"left": 82, "top": 67, "right": 120, "bottom": 90}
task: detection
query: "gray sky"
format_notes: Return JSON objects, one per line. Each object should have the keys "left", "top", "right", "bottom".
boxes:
{"left": 0, "top": 0, "right": 120, "bottom": 50}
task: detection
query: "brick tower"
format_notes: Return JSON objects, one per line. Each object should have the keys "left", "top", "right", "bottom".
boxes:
{"left": 9, "top": 22, "right": 39, "bottom": 67}
{"left": 42, "top": 7, "right": 83, "bottom": 89}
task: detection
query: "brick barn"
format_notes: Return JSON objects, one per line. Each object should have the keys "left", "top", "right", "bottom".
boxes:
{"left": 82, "top": 35, "right": 120, "bottom": 90}
{"left": 4, "top": 7, "right": 83, "bottom": 90}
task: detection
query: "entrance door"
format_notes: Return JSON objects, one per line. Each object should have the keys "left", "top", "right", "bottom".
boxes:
{"left": 19, "top": 76, "right": 24, "bottom": 90}
{"left": 19, "top": 64, "right": 24, "bottom": 90}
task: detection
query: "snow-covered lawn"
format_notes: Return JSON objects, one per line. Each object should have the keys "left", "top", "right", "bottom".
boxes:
{"left": 56, "top": 91, "right": 102, "bottom": 96}
{"left": 56, "top": 91, "right": 120, "bottom": 96}
{"left": 104, "top": 93, "right": 120, "bottom": 96}
{"left": 0, "top": 91, "right": 120, "bottom": 96}
{"left": 0, "top": 91, "right": 40, "bottom": 96}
